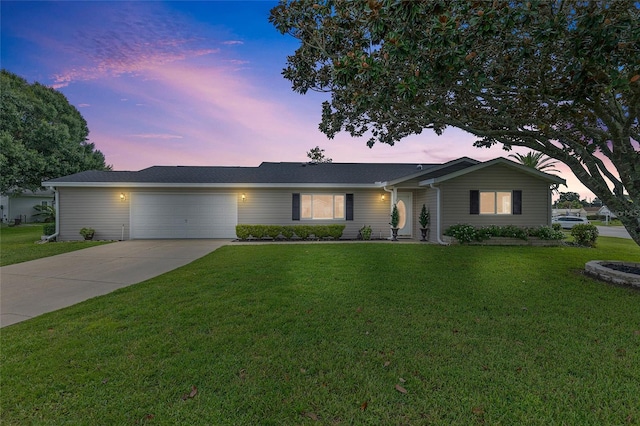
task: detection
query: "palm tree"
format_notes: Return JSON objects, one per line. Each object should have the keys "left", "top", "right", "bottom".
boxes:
{"left": 509, "top": 151, "right": 560, "bottom": 174}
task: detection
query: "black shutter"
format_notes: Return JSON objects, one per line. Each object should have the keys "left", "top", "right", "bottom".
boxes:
{"left": 512, "top": 190, "right": 522, "bottom": 215}
{"left": 470, "top": 190, "right": 479, "bottom": 215}
{"left": 292, "top": 193, "right": 300, "bottom": 220}
{"left": 346, "top": 193, "right": 354, "bottom": 221}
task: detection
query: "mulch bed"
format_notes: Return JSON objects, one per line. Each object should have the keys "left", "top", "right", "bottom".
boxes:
{"left": 602, "top": 263, "right": 640, "bottom": 275}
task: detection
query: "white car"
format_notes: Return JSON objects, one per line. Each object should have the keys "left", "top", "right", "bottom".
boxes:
{"left": 552, "top": 216, "right": 590, "bottom": 229}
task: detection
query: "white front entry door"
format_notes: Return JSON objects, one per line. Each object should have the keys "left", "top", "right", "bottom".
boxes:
{"left": 396, "top": 192, "right": 413, "bottom": 237}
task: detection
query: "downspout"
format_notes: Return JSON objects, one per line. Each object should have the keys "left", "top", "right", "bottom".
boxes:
{"left": 429, "top": 184, "right": 448, "bottom": 245}
{"left": 46, "top": 187, "right": 59, "bottom": 242}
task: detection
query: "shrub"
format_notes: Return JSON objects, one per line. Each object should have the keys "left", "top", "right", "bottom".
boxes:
{"left": 327, "top": 225, "right": 346, "bottom": 239}
{"left": 552, "top": 223, "right": 562, "bottom": 231}
{"left": 444, "top": 224, "right": 566, "bottom": 244}
{"left": 236, "top": 225, "right": 251, "bottom": 240}
{"left": 444, "top": 224, "right": 482, "bottom": 243}
{"left": 265, "top": 225, "right": 281, "bottom": 239}
{"left": 281, "top": 226, "right": 295, "bottom": 240}
{"left": 528, "top": 225, "right": 565, "bottom": 240}
{"left": 43, "top": 223, "right": 56, "bottom": 236}
{"left": 571, "top": 223, "right": 599, "bottom": 247}
{"left": 359, "top": 225, "right": 372, "bottom": 240}
{"left": 294, "top": 225, "right": 310, "bottom": 240}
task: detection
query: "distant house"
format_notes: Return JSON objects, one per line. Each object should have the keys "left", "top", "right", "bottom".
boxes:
{"left": 43, "top": 157, "right": 565, "bottom": 242}
{"left": 552, "top": 208, "right": 588, "bottom": 218}
{"left": 598, "top": 205, "right": 617, "bottom": 219}
{"left": 0, "top": 189, "right": 55, "bottom": 224}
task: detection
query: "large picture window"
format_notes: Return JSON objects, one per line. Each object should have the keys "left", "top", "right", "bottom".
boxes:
{"left": 480, "top": 191, "right": 512, "bottom": 215}
{"left": 301, "top": 194, "right": 345, "bottom": 220}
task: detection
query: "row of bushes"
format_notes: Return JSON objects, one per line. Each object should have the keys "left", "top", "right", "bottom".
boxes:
{"left": 443, "top": 224, "right": 566, "bottom": 244}
{"left": 236, "top": 225, "right": 346, "bottom": 240}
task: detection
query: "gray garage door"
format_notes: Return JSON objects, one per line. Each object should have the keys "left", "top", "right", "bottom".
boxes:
{"left": 131, "top": 193, "right": 237, "bottom": 239}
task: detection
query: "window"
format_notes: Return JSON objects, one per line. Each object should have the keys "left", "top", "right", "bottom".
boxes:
{"left": 480, "top": 191, "right": 512, "bottom": 215}
{"left": 301, "top": 194, "right": 345, "bottom": 220}
{"left": 470, "top": 190, "right": 522, "bottom": 215}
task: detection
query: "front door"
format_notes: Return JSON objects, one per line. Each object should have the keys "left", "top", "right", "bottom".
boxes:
{"left": 396, "top": 192, "right": 413, "bottom": 238}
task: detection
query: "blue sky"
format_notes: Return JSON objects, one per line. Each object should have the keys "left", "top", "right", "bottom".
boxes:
{"left": 1, "top": 1, "right": 593, "bottom": 198}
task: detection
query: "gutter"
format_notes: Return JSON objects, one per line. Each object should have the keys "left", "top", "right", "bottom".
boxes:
{"left": 429, "top": 184, "right": 448, "bottom": 245}
{"left": 45, "top": 187, "right": 59, "bottom": 242}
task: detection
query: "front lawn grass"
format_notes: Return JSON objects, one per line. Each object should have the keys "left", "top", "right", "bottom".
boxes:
{"left": 0, "top": 225, "right": 109, "bottom": 266}
{"left": 2, "top": 238, "right": 639, "bottom": 424}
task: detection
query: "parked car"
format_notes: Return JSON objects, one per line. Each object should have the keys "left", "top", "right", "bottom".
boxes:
{"left": 552, "top": 216, "right": 590, "bottom": 229}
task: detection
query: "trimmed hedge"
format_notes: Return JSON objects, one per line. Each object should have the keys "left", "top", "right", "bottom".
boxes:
{"left": 444, "top": 224, "right": 566, "bottom": 244}
{"left": 236, "top": 225, "right": 346, "bottom": 241}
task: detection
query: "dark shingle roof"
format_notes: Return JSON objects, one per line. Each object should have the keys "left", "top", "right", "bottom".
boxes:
{"left": 44, "top": 161, "right": 467, "bottom": 185}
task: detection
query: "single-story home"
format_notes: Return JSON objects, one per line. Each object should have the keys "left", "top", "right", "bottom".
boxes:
{"left": 42, "top": 157, "right": 565, "bottom": 242}
{"left": 0, "top": 189, "right": 55, "bottom": 224}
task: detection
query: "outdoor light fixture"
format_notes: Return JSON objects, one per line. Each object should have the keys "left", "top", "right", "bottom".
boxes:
{"left": 381, "top": 194, "right": 385, "bottom": 201}
{"left": 242, "top": 193, "right": 246, "bottom": 202}
{"left": 120, "top": 193, "right": 126, "bottom": 201}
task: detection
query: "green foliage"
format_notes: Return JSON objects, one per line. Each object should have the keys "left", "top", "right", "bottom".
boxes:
{"left": 419, "top": 204, "right": 430, "bottom": 228}
{"left": 552, "top": 223, "right": 563, "bottom": 232}
{"left": 306, "top": 146, "right": 332, "bottom": 163}
{"left": 444, "top": 224, "right": 482, "bottom": 243}
{"left": 509, "top": 151, "right": 559, "bottom": 173}
{"left": 42, "top": 223, "right": 56, "bottom": 236}
{"left": 528, "top": 225, "right": 566, "bottom": 241}
{"left": 390, "top": 204, "right": 400, "bottom": 228}
{"left": 269, "top": 1, "right": 640, "bottom": 246}
{"left": 32, "top": 204, "right": 56, "bottom": 222}
{"left": 359, "top": 225, "right": 372, "bottom": 240}
{"left": 444, "top": 224, "right": 566, "bottom": 244}
{"left": 79, "top": 227, "right": 95, "bottom": 239}
{"left": 235, "top": 224, "right": 345, "bottom": 241}
{"left": 0, "top": 70, "right": 110, "bottom": 194}
{"left": 571, "top": 224, "right": 599, "bottom": 247}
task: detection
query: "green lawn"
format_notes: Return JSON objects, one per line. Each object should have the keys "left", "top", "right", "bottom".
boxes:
{"left": 0, "top": 225, "right": 109, "bottom": 266}
{"left": 2, "top": 239, "right": 639, "bottom": 425}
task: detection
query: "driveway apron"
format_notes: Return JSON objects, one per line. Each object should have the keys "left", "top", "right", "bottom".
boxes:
{"left": 1, "top": 240, "right": 229, "bottom": 327}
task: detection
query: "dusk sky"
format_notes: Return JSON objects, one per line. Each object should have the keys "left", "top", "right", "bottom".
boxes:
{"left": 2, "top": 1, "right": 596, "bottom": 199}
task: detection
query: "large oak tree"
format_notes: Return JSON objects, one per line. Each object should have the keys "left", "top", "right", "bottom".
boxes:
{"left": 270, "top": 0, "right": 640, "bottom": 245}
{"left": 0, "top": 70, "right": 110, "bottom": 194}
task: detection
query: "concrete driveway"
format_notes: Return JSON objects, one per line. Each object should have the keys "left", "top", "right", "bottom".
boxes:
{"left": 597, "top": 226, "right": 632, "bottom": 239}
{"left": 1, "top": 239, "right": 230, "bottom": 327}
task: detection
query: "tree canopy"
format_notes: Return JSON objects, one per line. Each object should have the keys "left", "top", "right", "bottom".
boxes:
{"left": 0, "top": 70, "right": 110, "bottom": 194}
{"left": 270, "top": 0, "right": 640, "bottom": 245}
{"left": 307, "top": 145, "right": 333, "bottom": 163}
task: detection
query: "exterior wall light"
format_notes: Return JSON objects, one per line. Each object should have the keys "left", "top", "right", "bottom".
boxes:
{"left": 242, "top": 193, "right": 246, "bottom": 202}
{"left": 120, "top": 193, "right": 126, "bottom": 201}
{"left": 381, "top": 194, "right": 385, "bottom": 201}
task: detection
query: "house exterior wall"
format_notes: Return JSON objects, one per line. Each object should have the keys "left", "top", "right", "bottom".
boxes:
{"left": 238, "top": 188, "right": 391, "bottom": 239}
{"left": 438, "top": 164, "right": 552, "bottom": 238}
{"left": 1, "top": 193, "right": 54, "bottom": 223}
{"left": 58, "top": 187, "right": 130, "bottom": 241}
{"left": 57, "top": 187, "right": 395, "bottom": 241}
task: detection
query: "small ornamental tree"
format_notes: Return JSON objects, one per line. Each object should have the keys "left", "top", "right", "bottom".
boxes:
{"left": 419, "top": 204, "right": 430, "bottom": 229}
{"left": 390, "top": 204, "right": 400, "bottom": 229}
